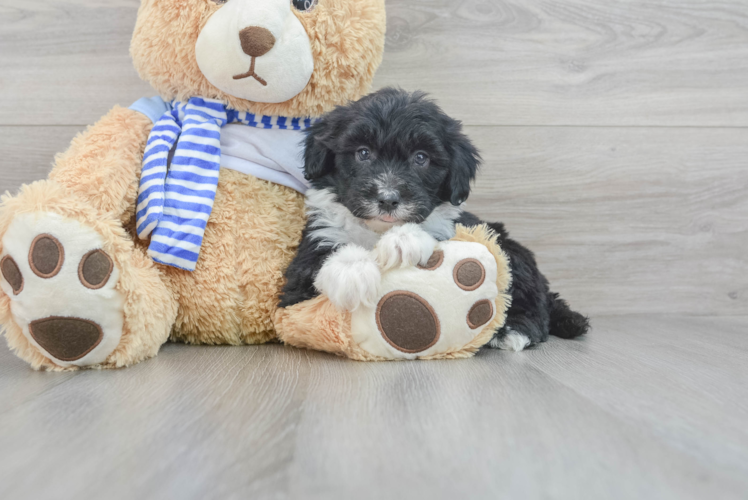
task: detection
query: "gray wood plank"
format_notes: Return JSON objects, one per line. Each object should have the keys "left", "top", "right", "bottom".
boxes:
{"left": 286, "top": 327, "right": 748, "bottom": 500}
{"left": 1, "top": 0, "right": 747, "bottom": 126}
{"left": 2, "top": 125, "right": 745, "bottom": 316}
{"left": 0, "top": 344, "right": 311, "bottom": 499}
{"left": 527, "top": 315, "right": 748, "bottom": 478}
{"left": 1, "top": 315, "right": 747, "bottom": 500}
{"left": 465, "top": 125, "right": 748, "bottom": 316}
{"left": 376, "top": 0, "right": 748, "bottom": 126}
{"left": 0, "top": 0, "right": 152, "bottom": 126}
{"left": 0, "top": 338, "right": 77, "bottom": 415}
{"left": 0, "top": 126, "right": 81, "bottom": 196}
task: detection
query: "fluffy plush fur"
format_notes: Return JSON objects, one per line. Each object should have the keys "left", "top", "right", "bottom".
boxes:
{"left": 0, "top": 0, "right": 387, "bottom": 370}
{"left": 280, "top": 88, "right": 589, "bottom": 349}
{"left": 275, "top": 223, "right": 513, "bottom": 360}
{"left": 131, "top": 0, "right": 386, "bottom": 118}
{"left": 0, "top": 179, "right": 178, "bottom": 371}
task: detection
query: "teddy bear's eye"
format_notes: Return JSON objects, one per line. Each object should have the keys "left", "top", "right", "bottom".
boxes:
{"left": 292, "top": 0, "right": 318, "bottom": 12}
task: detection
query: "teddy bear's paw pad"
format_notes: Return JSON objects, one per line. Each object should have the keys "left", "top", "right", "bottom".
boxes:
{"left": 454, "top": 259, "right": 486, "bottom": 291}
{"left": 376, "top": 291, "right": 440, "bottom": 353}
{"left": 79, "top": 250, "right": 114, "bottom": 290}
{"left": 1, "top": 255, "right": 24, "bottom": 294}
{"left": 29, "top": 317, "right": 103, "bottom": 362}
{"left": 417, "top": 250, "right": 444, "bottom": 271}
{"left": 351, "top": 240, "right": 501, "bottom": 360}
{"left": 1, "top": 212, "right": 124, "bottom": 367}
{"left": 467, "top": 300, "right": 494, "bottom": 330}
{"left": 29, "top": 234, "right": 64, "bottom": 278}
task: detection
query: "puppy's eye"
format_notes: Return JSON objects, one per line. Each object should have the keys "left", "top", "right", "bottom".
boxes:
{"left": 292, "top": 0, "right": 318, "bottom": 12}
{"left": 211, "top": 0, "right": 228, "bottom": 4}
{"left": 414, "top": 152, "right": 430, "bottom": 167}
{"left": 356, "top": 148, "right": 371, "bottom": 162}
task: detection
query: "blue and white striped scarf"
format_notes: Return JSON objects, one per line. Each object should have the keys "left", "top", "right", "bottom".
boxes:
{"left": 136, "top": 97, "right": 315, "bottom": 271}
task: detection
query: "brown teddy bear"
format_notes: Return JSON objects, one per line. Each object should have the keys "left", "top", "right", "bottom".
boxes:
{"left": 0, "top": 0, "right": 510, "bottom": 370}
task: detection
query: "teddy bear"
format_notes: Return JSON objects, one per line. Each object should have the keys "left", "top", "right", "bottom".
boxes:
{"left": 0, "top": 0, "right": 511, "bottom": 370}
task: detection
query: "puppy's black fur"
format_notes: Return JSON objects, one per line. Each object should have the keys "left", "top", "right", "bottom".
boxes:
{"left": 280, "top": 88, "right": 589, "bottom": 348}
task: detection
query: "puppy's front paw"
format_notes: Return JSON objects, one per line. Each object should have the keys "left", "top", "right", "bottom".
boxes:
{"left": 314, "top": 245, "right": 381, "bottom": 312}
{"left": 375, "top": 223, "right": 437, "bottom": 271}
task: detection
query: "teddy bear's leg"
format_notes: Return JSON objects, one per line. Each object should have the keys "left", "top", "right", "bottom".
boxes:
{"left": 0, "top": 108, "right": 178, "bottom": 370}
{"left": 277, "top": 224, "right": 513, "bottom": 361}
{"left": 353, "top": 226, "right": 512, "bottom": 360}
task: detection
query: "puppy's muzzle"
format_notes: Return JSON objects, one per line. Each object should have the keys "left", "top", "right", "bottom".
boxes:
{"left": 377, "top": 192, "right": 401, "bottom": 213}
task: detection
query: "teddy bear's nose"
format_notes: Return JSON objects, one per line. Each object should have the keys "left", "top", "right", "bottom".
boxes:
{"left": 239, "top": 26, "right": 276, "bottom": 58}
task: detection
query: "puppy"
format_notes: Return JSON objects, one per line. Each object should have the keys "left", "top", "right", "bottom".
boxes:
{"left": 280, "top": 88, "right": 589, "bottom": 351}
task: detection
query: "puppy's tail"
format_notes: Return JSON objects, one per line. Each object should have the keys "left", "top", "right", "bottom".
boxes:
{"left": 548, "top": 293, "right": 590, "bottom": 339}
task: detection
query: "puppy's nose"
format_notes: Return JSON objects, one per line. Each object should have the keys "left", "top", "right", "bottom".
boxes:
{"left": 239, "top": 26, "right": 276, "bottom": 58}
{"left": 377, "top": 193, "right": 401, "bottom": 212}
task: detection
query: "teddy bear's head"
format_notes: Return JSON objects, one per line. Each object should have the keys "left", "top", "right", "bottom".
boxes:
{"left": 131, "top": 0, "right": 386, "bottom": 117}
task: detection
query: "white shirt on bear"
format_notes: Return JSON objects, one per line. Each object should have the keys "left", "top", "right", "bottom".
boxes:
{"left": 220, "top": 123, "right": 310, "bottom": 194}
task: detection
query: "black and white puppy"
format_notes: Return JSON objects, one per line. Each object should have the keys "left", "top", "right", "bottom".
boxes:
{"left": 280, "top": 88, "right": 589, "bottom": 351}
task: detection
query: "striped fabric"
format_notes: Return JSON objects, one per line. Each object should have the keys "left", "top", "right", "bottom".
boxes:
{"left": 136, "top": 97, "right": 315, "bottom": 271}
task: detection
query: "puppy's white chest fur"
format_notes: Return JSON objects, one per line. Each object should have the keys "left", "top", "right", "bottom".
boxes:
{"left": 305, "top": 188, "right": 463, "bottom": 250}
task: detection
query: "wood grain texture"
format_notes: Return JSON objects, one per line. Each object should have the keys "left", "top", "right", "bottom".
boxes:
{"left": 1, "top": 315, "right": 747, "bottom": 500}
{"left": 464, "top": 125, "right": 748, "bottom": 316}
{"left": 1, "top": 1, "right": 748, "bottom": 126}
{"left": 376, "top": 0, "right": 748, "bottom": 126}
{"left": 0, "top": 126, "right": 81, "bottom": 196}
{"left": 0, "top": 0, "right": 151, "bottom": 126}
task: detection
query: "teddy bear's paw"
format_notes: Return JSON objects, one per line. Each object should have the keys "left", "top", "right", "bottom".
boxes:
{"left": 350, "top": 240, "right": 502, "bottom": 360}
{"left": 374, "top": 223, "right": 437, "bottom": 271}
{"left": 1, "top": 212, "right": 124, "bottom": 368}
{"left": 314, "top": 244, "right": 381, "bottom": 312}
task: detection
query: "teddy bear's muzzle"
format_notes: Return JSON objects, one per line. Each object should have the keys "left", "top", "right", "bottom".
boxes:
{"left": 232, "top": 26, "right": 275, "bottom": 86}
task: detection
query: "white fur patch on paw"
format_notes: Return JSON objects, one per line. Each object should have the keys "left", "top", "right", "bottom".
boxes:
{"left": 0, "top": 212, "right": 124, "bottom": 367}
{"left": 489, "top": 330, "right": 531, "bottom": 352}
{"left": 314, "top": 245, "right": 381, "bottom": 312}
{"left": 374, "top": 223, "right": 437, "bottom": 271}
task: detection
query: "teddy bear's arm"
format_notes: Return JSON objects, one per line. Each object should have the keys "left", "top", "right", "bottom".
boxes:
{"left": 49, "top": 106, "right": 152, "bottom": 221}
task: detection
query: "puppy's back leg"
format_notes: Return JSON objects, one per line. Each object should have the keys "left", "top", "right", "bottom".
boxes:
{"left": 489, "top": 313, "right": 549, "bottom": 352}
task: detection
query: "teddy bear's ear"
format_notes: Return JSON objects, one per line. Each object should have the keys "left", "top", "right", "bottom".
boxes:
{"left": 303, "top": 122, "right": 336, "bottom": 181}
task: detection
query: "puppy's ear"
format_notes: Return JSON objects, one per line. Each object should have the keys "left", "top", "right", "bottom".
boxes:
{"left": 442, "top": 132, "right": 481, "bottom": 206}
{"left": 303, "top": 121, "right": 336, "bottom": 181}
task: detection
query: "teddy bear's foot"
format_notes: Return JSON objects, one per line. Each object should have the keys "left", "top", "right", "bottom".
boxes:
{"left": 350, "top": 238, "right": 507, "bottom": 360}
{"left": 0, "top": 181, "right": 178, "bottom": 370}
{"left": 276, "top": 224, "right": 513, "bottom": 361}
{"left": 0, "top": 211, "right": 125, "bottom": 367}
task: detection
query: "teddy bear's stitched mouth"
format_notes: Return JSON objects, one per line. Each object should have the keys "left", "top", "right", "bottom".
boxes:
{"left": 233, "top": 57, "right": 268, "bottom": 86}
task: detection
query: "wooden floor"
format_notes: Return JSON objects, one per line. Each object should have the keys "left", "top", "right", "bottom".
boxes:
{"left": 1, "top": 316, "right": 747, "bottom": 499}
{"left": 1, "top": 0, "right": 747, "bottom": 498}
